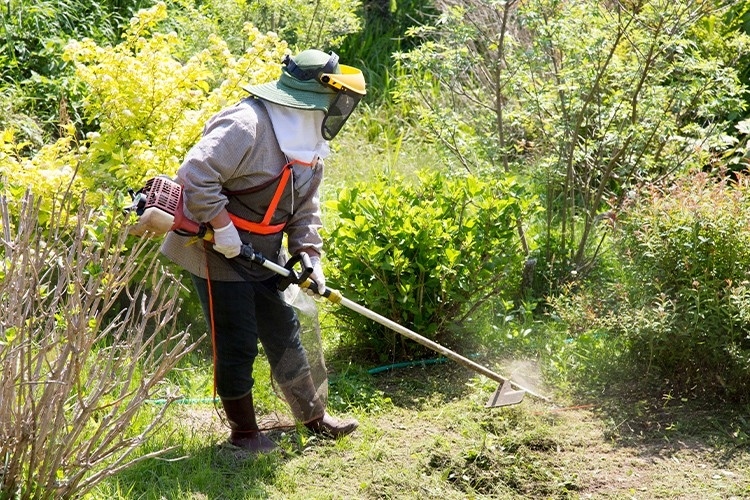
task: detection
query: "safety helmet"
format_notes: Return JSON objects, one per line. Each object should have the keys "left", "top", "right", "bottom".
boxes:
{"left": 243, "top": 49, "right": 366, "bottom": 140}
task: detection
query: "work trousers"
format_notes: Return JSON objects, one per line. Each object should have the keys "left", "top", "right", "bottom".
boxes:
{"left": 191, "top": 274, "right": 311, "bottom": 399}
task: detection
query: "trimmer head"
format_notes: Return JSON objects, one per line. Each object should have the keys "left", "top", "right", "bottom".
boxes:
{"left": 486, "top": 380, "right": 526, "bottom": 407}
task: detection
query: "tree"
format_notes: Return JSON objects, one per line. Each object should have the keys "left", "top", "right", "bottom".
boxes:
{"left": 395, "top": 0, "right": 749, "bottom": 293}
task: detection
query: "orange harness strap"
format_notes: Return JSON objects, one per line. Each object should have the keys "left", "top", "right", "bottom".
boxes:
{"left": 227, "top": 164, "right": 292, "bottom": 235}
{"left": 227, "top": 160, "right": 314, "bottom": 235}
{"left": 227, "top": 214, "right": 287, "bottom": 235}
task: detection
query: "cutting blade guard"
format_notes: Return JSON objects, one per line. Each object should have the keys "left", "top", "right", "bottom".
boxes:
{"left": 486, "top": 380, "right": 526, "bottom": 407}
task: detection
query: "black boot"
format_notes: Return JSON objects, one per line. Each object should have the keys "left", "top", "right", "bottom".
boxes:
{"left": 221, "top": 393, "right": 278, "bottom": 454}
{"left": 279, "top": 373, "right": 359, "bottom": 439}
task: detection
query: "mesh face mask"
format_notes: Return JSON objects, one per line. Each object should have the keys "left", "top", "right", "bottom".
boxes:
{"left": 320, "top": 86, "right": 362, "bottom": 140}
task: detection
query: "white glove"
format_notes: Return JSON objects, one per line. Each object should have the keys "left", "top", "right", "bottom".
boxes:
{"left": 306, "top": 257, "right": 326, "bottom": 296}
{"left": 212, "top": 223, "right": 242, "bottom": 258}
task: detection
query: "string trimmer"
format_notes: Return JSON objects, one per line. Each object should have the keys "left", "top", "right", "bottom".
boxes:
{"left": 127, "top": 177, "right": 551, "bottom": 407}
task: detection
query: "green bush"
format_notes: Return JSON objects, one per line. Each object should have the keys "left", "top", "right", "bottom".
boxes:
{"left": 544, "top": 280, "right": 633, "bottom": 397}
{"left": 323, "top": 169, "right": 536, "bottom": 362}
{"left": 614, "top": 172, "right": 750, "bottom": 400}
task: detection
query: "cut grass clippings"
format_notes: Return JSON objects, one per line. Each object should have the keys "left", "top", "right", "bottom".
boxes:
{"left": 89, "top": 362, "right": 750, "bottom": 499}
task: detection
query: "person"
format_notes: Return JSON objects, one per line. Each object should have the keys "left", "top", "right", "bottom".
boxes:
{"left": 161, "top": 49, "right": 366, "bottom": 454}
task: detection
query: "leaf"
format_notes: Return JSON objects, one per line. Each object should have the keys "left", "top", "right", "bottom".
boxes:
{"left": 737, "top": 119, "right": 750, "bottom": 135}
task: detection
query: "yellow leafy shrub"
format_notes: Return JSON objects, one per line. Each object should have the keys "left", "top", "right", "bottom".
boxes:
{"left": 0, "top": 125, "right": 85, "bottom": 224}
{"left": 63, "top": 1, "right": 287, "bottom": 190}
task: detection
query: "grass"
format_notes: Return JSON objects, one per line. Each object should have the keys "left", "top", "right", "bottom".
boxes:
{"left": 88, "top": 359, "right": 750, "bottom": 499}
{"left": 80, "top": 273, "right": 750, "bottom": 500}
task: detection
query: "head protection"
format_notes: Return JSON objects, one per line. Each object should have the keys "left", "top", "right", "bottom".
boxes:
{"left": 243, "top": 49, "right": 366, "bottom": 140}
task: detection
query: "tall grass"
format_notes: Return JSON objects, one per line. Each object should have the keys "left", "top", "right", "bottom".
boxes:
{"left": 337, "top": 0, "right": 437, "bottom": 104}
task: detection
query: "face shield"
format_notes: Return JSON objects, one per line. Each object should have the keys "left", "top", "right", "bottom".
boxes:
{"left": 319, "top": 66, "right": 366, "bottom": 140}
{"left": 283, "top": 52, "right": 366, "bottom": 140}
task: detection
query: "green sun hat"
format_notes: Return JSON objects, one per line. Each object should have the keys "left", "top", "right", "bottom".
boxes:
{"left": 243, "top": 50, "right": 339, "bottom": 111}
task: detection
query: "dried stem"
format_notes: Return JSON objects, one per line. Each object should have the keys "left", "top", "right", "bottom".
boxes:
{"left": 1, "top": 190, "right": 202, "bottom": 499}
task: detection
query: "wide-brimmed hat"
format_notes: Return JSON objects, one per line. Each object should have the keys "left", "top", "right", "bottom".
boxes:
{"left": 243, "top": 50, "right": 339, "bottom": 112}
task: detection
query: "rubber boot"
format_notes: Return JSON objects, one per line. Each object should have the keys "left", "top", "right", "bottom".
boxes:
{"left": 304, "top": 413, "right": 359, "bottom": 438}
{"left": 221, "top": 393, "right": 278, "bottom": 454}
{"left": 279, "top": 373, "right": 359, "bottom": 439}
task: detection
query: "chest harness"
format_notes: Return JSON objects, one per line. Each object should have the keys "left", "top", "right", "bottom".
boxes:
{"left": 222, "top": 158, "right": 316, "bottom": 236}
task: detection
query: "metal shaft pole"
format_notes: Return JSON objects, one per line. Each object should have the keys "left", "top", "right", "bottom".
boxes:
{"left": 248, "top": 248, "right": 551, "bottom": 402}
{"left": 335, "top": 294, "right": 551, "bottom": 402}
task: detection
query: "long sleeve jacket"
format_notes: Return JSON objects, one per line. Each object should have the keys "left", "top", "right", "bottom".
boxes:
{"left": 161, "top": 98, "right": 324, "bottom": 281}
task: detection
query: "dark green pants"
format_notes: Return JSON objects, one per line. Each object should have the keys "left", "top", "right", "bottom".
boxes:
{"left": 191, "top": 274, "right": 310, "bottom": 399}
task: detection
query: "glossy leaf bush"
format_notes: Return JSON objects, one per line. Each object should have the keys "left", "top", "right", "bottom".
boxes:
{"left": 324, "top": 170, "right": 537, "bottom": 360}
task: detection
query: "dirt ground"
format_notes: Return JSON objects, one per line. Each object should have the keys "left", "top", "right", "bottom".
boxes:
{"left": 534, "top": 405, "right": 749, "bottom": 499}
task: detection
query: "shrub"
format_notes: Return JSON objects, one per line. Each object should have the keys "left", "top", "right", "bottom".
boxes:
{"left": 195, "top": 0, "right": 362, "bottom": 51}
{"left": 0, "top": 189, "right": 201, "bottom": 499}
{"left": 613, "top": 171, "right": 750, "bottom": 400}
{"left": 0, "top": 124, "right": 85, "bottom": 220}
{"left": 543, "top": 280, "right": 633, "bottom": 396}
{"left": 323, "top": 169, "right": 536, "bottom": 361}
{"left": 63, "top": 2, "right": 287, "bottom": 191}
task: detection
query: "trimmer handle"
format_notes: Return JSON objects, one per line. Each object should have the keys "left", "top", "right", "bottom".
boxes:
{"left": 239, "top": 244, "right": 263, "bottom": 265}
{"left": 237, "top": 244, "right": 313, "bottom": 290}
{"left": 278, "top": 252, "right": 314, "bottom": 291}
{"left": 300, "top": 280, "right": 342, "bottom": 303}
{"left": 237, "top": 245, "right": 341, "bottom": 302}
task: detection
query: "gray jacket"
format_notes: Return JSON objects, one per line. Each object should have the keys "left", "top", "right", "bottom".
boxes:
{"left": 161, "top": 98, "right": 324, "bottom": 281}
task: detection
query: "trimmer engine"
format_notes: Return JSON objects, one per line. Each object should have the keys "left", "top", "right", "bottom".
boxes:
{"left": 127, "top": 177, "right": 206, "bottom": 238}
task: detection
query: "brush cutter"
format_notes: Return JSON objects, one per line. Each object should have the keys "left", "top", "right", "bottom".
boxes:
{"left": 234, "top": 247, "right": 550, "bottom": 407}
{"left": 126, "top": 176, "right": 551, "bottom": 407}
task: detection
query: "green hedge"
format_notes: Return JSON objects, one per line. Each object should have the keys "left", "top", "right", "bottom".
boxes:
{"left": 593, "top": 172, "right": 750, "bottom": 400}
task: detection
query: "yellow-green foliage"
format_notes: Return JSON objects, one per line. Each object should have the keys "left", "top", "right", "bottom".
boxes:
{"left": 0, "top": 125, "right": 85, "bottom": 222}
{"left": 63, "top": 2, "right": 287, "bottom": 190}
{"left": 165, "top": 0, "right": 361, "bottom": 55}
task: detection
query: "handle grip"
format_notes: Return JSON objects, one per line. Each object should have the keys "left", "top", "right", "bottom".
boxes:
{"left": 236, "top": 245, "right": 341, "bottom": 302}
{"left": 278, "top": 252, "right": 313, "bottom": 290}
{"left": 301, "top": 280, "right": 342, "bottom": 304}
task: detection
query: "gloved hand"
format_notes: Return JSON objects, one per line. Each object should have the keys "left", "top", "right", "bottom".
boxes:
{"left": 306, "top": 256, "right": 326, "bottom": 297}
{"left": 212, "top": 223, "right": 242, "bottom": 258}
